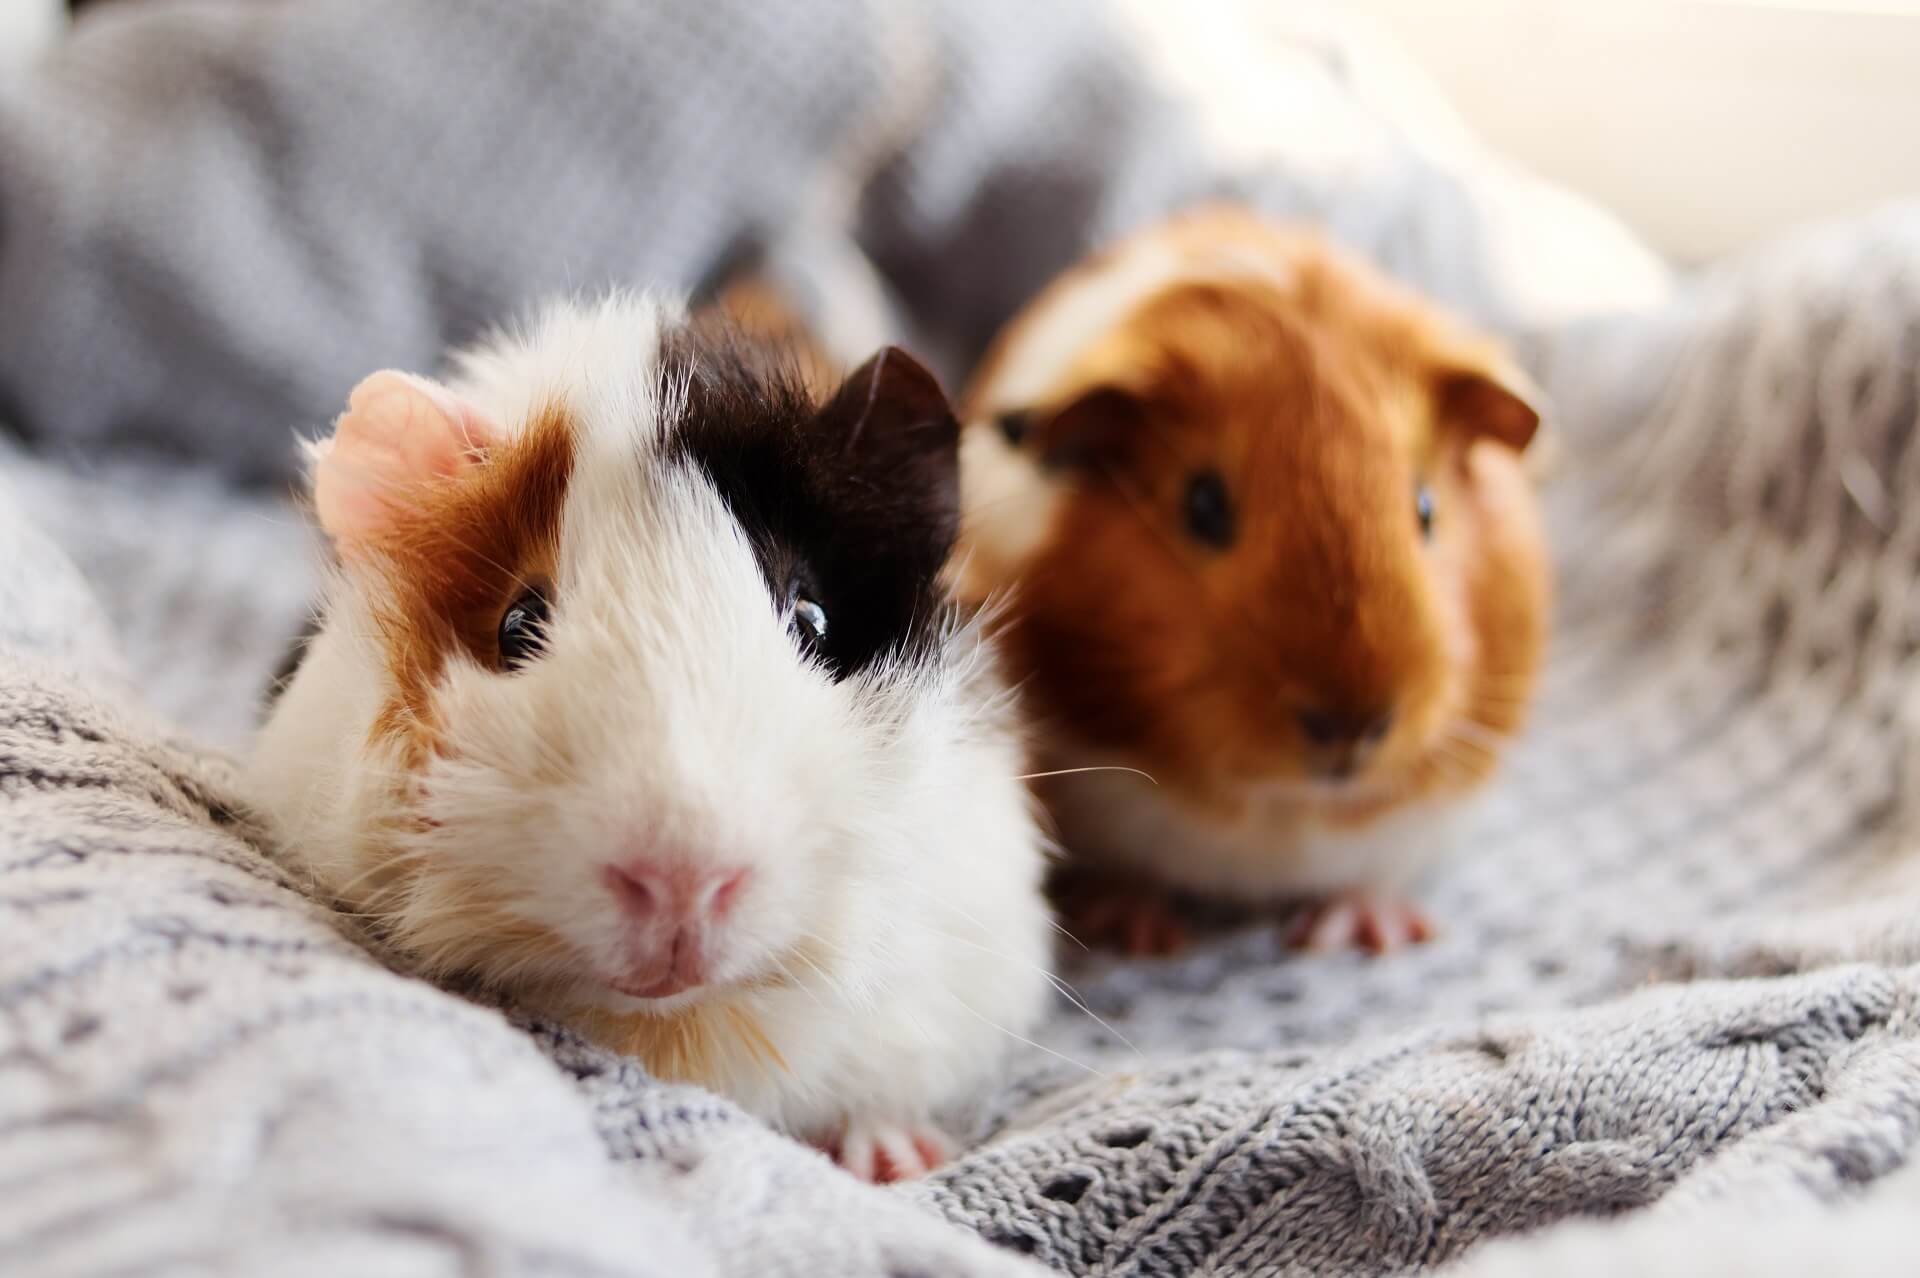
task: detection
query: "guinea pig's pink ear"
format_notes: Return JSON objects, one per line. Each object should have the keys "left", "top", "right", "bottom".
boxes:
{"left": 308, "top": 371, "right": 502, "bottom": 551}
{"left": 1435, "top": 357, "right": 1545, "bottom": 453}
{"left": 815, "top": 345, "right": 961, "bottom": 517}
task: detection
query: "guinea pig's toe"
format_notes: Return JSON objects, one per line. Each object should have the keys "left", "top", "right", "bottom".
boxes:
{"left": 831, "top": 1119, "right": 953, "bottom": 1183}
{"left": 1286, "top": 891, "right": 1434, "bottom": 954}
{"left": 1060, "top": 884, "right": 1189, "bottom": 957}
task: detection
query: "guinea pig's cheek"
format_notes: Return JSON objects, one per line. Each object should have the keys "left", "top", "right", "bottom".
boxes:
{"left": 720, "top": 855, "right": 808, "bottom": 950}
{"left": 719, "top": 847, "right": 837, "bottom": 983}
{"left": 1436, "top": 600, "right": 1477, "bottom": 711}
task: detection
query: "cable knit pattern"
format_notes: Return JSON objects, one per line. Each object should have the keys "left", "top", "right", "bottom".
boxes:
{"left": 6, "top": 2, "right": 1920, "bottom": 1275}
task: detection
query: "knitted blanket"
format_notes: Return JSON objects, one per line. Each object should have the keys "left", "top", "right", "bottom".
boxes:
{"left": 6, "top": 2, "right": 1920, "bottom": 1275}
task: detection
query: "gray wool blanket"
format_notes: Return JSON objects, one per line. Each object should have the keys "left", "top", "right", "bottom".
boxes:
{"left": 6, "top": 2, "right": 1920, "bottom": 1275}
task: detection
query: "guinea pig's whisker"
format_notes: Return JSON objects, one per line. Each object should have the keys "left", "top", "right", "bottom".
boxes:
{"left": 1427, "top": 743, "right": 1485, "bottom": 788}
{"left": 798, "top": 924, "right": 967, "bottom": 1043}
{"left": 327, "top": 846, "right": 437, "bottom": 900}
{"left": 878, "top": 879, "right": 1142, "bottom": 1061}
{"left": 1441, "top": 721, "right": 1503, "bottom": 757}
{"left": 1015, "top": 764, "right": 1160, "bottom": 785}
{"left": 921, "top": 918, "right": 1140, "bottom": 1057}
{"left": 818, "top": 933, "right": 927, "bottom": 1019}
{"left": 1431, "top": 736, "right": 1486, "bottom": 771}
{"left": 1433, "top": 738, "right": 1491, "bottom": 771}
{"left": 768, "top": 953, "right": 829, "bottom": 1011}
{"left": 1465, "top": 688, "right": 1530, "bottom": 714}
{"left": 332, "top": 875, "right": 422, "bottom": 916}
{"left": 937, "top": 987, "right": 1109, "bottom": 1081}
{"left": 855, "top": 950, "right": 946, "bottom": 1047}
{"left": 1049, "top": 916, "right": 1093, "bottom": 953}
{"left": 789, "top": 936, "right": 861, "bottom": 1005}
{"left": 779, "top": 940, "right": 825, "bottom": 990}
{"left": 487, "top": 938, "right": 569, "bottom": 990}
{"left": 325, "top": 905, "right": 402, "bottom": 924}
{"left": 956, "top": 485, "right": 1059, "bottom": 523}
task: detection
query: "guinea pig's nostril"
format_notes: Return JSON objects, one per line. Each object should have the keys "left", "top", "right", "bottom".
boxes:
{"left": 702, "top": 867, "right": 752, "bottom": 918}
{"left": 604, "top": 863, "right": 662, "bottom": 918}
{"left": 1297, "top": 706, "right": 1395, "bottom": 749}
{"left": 1296, "top": 708, "right": 1343, "bottom": 747}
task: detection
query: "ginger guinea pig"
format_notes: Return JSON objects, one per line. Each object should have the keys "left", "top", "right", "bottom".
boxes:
{"left": 246, "top": 295, "right": 1053, "bottom": 1180}
{"left": 956, "top": 208, "right": 1549, "bottom": 955}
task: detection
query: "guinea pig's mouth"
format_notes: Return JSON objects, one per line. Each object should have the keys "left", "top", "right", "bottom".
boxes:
{"left": 593, "top": 963, "right": 790, "bottom": 1013}
{"left": 1309, "top": 774, "right": 1396, "bottom": 800}
{"left": 590, "top": 937, "right": 796, "bottom": 1009}
{"left": 596, "top": 951, "right": 733, "bottom": 1008}
{"left": 1252, "top": 773, "right": 1397, "bottom": 806}
{"left": 610, "top": 972, "right": 704, "bottom": 1001}
{"left": 579, "top": 970, "right": 722, "bottom": 1013}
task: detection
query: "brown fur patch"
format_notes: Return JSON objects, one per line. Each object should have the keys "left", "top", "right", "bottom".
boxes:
{"left": 964, "top": 210, "right": 1550, "bottom": 823}
{"left": 360, "top": 402, "right": 577, "bottom": 761}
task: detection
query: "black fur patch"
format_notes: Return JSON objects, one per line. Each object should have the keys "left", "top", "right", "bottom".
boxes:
{"left": 660, "top": 321, "right": 960, "bottom": 681}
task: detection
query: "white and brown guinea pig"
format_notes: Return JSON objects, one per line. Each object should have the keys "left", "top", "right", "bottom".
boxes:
{"left": 246, "top": 295, "right": 1052, "bottom": 1181}
{"left": 956, "top": 207, "right": 1550, "bottom": 956}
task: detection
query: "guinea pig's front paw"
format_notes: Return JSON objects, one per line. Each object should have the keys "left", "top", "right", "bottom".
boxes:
{"left": 1053, "top": 873, "right": 1190, "bottom": 956}
{"left": 820, "top": 1119, "right": 954, "bottom": 1183}
{"left": 1285, "top": 889, "right": 1434, "bottom": 954}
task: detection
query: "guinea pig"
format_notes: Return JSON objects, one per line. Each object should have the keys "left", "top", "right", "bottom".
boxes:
{"left": 245, "top": 295, "right": 1054, "bottom": 1181}
{"left": 955, "top": 207, "right": 1550, "bottom": 955}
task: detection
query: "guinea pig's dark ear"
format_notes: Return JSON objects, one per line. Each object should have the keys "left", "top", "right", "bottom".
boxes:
{"left": 813, "top": 345, "right": 960, "bottom": 528}
{"left": 1023, "top": 385, "right": 1150, "bottom": 470}
{"left": 1434, "top": 356, "right": 1544, "bottom": 453}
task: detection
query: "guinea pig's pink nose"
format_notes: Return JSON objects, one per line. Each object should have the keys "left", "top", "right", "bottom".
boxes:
{"left": 601, "top": 859, "right": 752, "bottom": 1000}
{"left": 603, "top": 859, "right": 751, "bottom": 924}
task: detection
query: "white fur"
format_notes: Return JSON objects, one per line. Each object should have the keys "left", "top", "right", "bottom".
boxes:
{"left": 976, "top": 228, "right": 1294, "bottom": 416}
{"left": 248, "top": 296, "right": 1053, "bottom": 1142}
{"left": 1040, "top": 757, "right": 1477, "bottom": 899}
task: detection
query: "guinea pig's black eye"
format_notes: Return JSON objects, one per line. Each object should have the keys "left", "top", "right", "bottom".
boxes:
{"left": 497, "top": 588, "right": 551, "bottom": 671}
{"left": 790, "top": 594, "right": 829, "bottom": 658}
{"left": 1415, "top": 485, "right": 1435, "bottom": 541}
{"left": 1184, "top": 470, "right": 1235, "bottom": 549}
